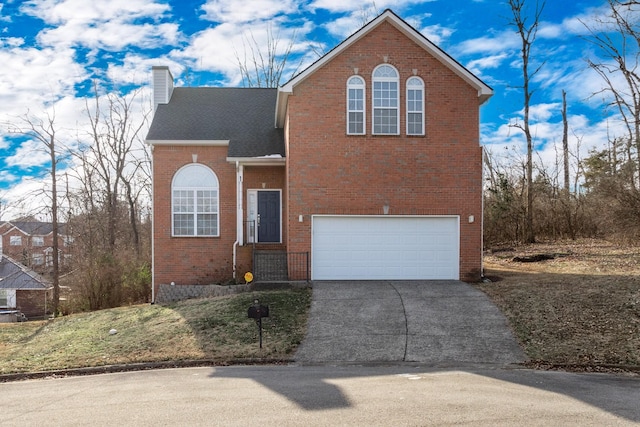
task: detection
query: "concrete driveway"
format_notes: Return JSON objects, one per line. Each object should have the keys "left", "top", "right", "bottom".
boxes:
{"left": 295, "top": 281, "right": 526, "bottom": 366}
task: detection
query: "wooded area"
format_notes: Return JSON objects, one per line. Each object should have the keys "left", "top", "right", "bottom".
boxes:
{"left": 484, "top": 0, "right": 640, "bottom": 246}
{"left": 3, "top": 87, "right": 152, "bottom": 315}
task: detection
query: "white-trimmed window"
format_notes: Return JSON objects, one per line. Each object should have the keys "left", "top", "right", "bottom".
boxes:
{"left": 0, "top": 289, "right": 15, "bottom": 308}
{"left": 406, "top": 77, "right": 425, "bottom": 135}
{"left": 32, "top": 253, "right": 44, "bottom": 266}
{"left": 10, "top": 236, "right": 21, "bottom": 246}
{"left": 372, "top": 64, "right": 399, "bottom": 135}
{"left": 32, "top": 236, "right": 44, "bottom": 246}
{"left": 172, "top": 164, "right": 219, "bottom": 237}
{"left": 347, "top": 76, "right": 365, "bottom": 134}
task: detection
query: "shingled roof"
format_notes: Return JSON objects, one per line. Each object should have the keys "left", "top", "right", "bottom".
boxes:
{"left": 2, "top": 221, "right": 68, "bottom": 236}
{"left": 0, "top": 256, "right": 50, "bottom": 290}
{"left": 146, "top": 87, "right": 285, "bottom": 158}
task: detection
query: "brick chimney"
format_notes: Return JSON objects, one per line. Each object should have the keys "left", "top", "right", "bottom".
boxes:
{"left": 152, "top": 66, "right": 174, "bottom": 112}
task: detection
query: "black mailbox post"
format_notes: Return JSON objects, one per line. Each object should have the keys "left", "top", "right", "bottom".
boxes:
{"left": 248, "top": 299, "right": 269, "bottom": 348}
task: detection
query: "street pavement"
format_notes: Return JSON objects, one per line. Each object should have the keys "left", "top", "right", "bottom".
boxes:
{"left": 295, "top": 280, "right": 526, "bottom": 366}
{"left": 1, "top": 365, "right": 639, "bottom": 426}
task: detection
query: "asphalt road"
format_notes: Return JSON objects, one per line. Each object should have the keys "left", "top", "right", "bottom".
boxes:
{"left": 1, "top": 365, "right": 639, "bottom": 426}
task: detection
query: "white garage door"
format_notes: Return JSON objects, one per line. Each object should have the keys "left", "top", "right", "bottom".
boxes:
{"left": 312, "top": 216, "right": 459, "bottom": 280}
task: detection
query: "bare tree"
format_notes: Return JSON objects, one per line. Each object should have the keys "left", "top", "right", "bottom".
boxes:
{"left": 234, "top": 25, "right": 302, "bottom": 88}
{"left": 583, "top": 0, "right": 640, "bottom": 190}
{"left": 61, "top": 86, "right": 152, "bottom": 311}
{"left": 81, "top": 83, "right": 150, "bottom": 252}
{"left": 508, "top": 0, "right": 546, "bottom": 243}
{"left": 562, "top": 90, "right": 570, "bottom": 193}
{"left": 4, "top": 110, "right": 63, "bottom": 316}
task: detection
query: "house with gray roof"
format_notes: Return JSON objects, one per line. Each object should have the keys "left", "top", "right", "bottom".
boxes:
{"left": 0, "top": 255, "right": 50, "bottom": 320}
{"left": 147, "top": 9, "right": 492, "bottom": 303}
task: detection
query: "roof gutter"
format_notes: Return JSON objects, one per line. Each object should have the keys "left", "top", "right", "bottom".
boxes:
{"left": 226, "top": 156, "right": 286, "bottom": 166}
{"left": 275, "top": 88, "right": 291, "bottom": 128}
{"left": 147, "top": 139, "right": 230, "bottom": 147}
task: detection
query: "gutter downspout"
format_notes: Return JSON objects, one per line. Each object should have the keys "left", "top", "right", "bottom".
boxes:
{"left": 232, "top": 162, "right": 244, "bottom": 279}
{"left": 150, "top": 144, "right": 156, "bottom": 303}
{"left": 481, "top": 146, "right": 485, "bottom": 280}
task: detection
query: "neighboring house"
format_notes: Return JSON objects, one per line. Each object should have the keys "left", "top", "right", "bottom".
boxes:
{"left": 0, "top": 220, "right": 72, "bottom": 273}
{"left": 0, "top": 255, "right": 50, "bottom": 319}
{"left": 147, "top": 9, "right": 492, "bottom": 303}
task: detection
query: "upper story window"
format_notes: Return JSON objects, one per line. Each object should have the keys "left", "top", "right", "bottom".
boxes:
{"left": 372, "top": 64, "right": 399, "bottom": 135}
{"left": 10, "top": 236, "right": 22, "bottom": 246}
{"left": 32, "top": 236, "right": 44, "bottom": 246}
{"left": 32, "top": 253, "right": 44, "bottom": 266}
{"left": 347, "top": 76, "right": 365, "bottom": 135}
{"left": 406, "top": 77, "right": 425, "bottom": 135}
{"left": 172, "top": 164, "right": 219, "bottom": 237}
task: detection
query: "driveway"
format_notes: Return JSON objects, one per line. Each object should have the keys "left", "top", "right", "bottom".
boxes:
{"left": 294, "top": 281, "right": 526, "bottom": 366}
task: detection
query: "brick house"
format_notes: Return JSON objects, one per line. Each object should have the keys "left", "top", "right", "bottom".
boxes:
{"left": 0, "top": 220, "right": 71, "bottom": 274}
{"left": 147, "top": 10, "right": 492, "bottom": 302}
{"left": 0, "top": 255, "right": 50, "bottom": 320}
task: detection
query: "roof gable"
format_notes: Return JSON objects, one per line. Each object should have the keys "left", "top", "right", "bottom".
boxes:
{"left": 1, "top": 221, "right": 67, "bottom": 236}
{"left": 0, "top": 255, "right": 50, "bottom": 290}
{"left": 276, "top": 9, "right": 492, "bottom": 126}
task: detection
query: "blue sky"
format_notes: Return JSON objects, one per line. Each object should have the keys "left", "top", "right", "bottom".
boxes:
{"left": 0, "top": 0, "right": 631, "bottom": 218}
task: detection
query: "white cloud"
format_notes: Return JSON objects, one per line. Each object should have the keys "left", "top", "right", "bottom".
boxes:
{"left": 175, "top": 19, "right": 314, "bottom": 85}
{"left": 419, "top": 24, "right": 453, "bottom": 46}
{"left": 0, "top": 42, "right": 86, "bottom": 118}
{"left": 309, "top": 0, "right": 430, "bottom": 14}
{"left": 21, "top": 0, "right": 179, "bottom": 51}
{"left": 38, "top": 21, "right": 181, "bottom": 51}
{"left": 200, "top": 0, "right": 299, "bottom": 23}
{"left": 456, "top": 31, "right": 520, "bottom": 55}
{"left": 324, "top": 14, "right": 363, "bottom": 39}
{"left": 21, "top": 0, "right": 170, "bottom": 25}
{"left": 4, "top": 139, "right": 51, "bottom": 169}
{"left": 466, "top": 53, "right": 509, "bottom": 74}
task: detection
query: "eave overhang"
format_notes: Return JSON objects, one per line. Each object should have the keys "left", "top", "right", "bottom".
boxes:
{"left": 146, "top": 139, "right": 230, "bottom": 147}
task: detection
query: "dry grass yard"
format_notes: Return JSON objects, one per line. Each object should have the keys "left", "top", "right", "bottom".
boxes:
{"left": 476, "top": 239, "right": 640, "bottom": 372}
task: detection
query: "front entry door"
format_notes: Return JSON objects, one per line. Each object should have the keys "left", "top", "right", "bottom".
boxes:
{"left": 247, "top": 190, "right": 281, "bottom": 243}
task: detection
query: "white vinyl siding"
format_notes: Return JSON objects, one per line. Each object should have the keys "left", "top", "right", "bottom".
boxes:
{"left": 172, "top": 164, "right": 219, "bottom": 237}
{"left": 372, "top": 64, "right": 399, "bottom": 135}
{"left": 406, "top": 77, "right": 424, "bottom": 135}
{"left": 347, "top": 76, "right": 365, "bottom": 134}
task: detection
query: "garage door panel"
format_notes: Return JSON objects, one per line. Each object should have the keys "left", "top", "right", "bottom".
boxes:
{"left": 312, "top": 216, "right": 459, "bottom": 280}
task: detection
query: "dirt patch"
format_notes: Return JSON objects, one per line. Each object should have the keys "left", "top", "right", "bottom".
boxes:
{"left": 476, "top": 239, "right": 640, "bottom": 374}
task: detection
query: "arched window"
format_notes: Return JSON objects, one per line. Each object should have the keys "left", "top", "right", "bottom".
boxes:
{"left": 172, "top": 164, "right": 219, "bottom": 236}
{"left": 347, "top": 76, "right": 365, "bottom": 135}
{"left": 372, "top": 64, "right": 399, "bottom": 135}
{"left": 406, "top": 76, "right": 424, "bottom": 135}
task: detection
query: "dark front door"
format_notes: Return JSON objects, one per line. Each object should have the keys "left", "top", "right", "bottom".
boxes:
{"left": 258, "top": 191, "right": 280, "bottom": 243}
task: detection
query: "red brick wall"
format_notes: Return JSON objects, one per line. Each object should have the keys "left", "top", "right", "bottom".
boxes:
{"left": 285, "top": 21, "right": 484, "bottom": 281}
{"left": 0, "top": 231, "right": 69, "bottom": 271}
{"left": 152, "top": 146, "right": 239, "bottom": 294}
{"left": 16, "top": 290, "right": 48, "bottom": 319}
{"left": 152, "top": 147, "right": 289, "bottom": 293}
